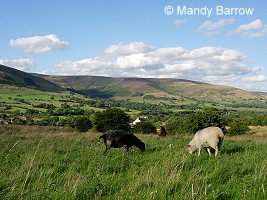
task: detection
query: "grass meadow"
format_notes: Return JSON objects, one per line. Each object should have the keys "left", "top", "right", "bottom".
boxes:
{"left": 0, "top": 125, "right": 266, "bottom": 200}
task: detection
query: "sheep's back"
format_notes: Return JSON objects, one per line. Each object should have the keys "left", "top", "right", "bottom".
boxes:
{"left": 195, "top": 127, "right": 224, "bottom": 145}
{"left": 105, "top": 130, "right": 135, "bottom": 147}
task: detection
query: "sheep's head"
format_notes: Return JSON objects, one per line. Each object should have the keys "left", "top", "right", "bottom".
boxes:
{"left": 138, "top": 141, "right": 146, "bottom": 152}
{"left": 188, "top": 141, "right": 197, "bottom": 154}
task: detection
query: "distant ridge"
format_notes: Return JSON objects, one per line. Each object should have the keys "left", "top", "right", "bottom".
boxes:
{"left": 0, "top": 64, "right": 62, "bottom": 92}
{"left": 36, "top": 74, "right": 267, "bottom": 101}
{"left": 1, "top": 64, "right": 267, "bottom": 101}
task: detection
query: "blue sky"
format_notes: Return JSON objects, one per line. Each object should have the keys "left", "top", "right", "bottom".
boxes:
{"left": 1, "top": 0, "right": 267, "bottom": 92}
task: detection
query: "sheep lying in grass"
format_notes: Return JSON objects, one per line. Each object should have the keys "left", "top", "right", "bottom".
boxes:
{"left": 99, "top": 130, "right": 145, "bottom": 156}
{"left": 188, "top": 127, "right": 224, "bottom": 156}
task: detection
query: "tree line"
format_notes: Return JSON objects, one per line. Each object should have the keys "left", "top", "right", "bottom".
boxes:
{"left": 1, "top": 95, "right": 267, "bottom": 135}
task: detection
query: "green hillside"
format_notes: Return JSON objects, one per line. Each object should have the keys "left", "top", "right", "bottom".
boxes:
{"left": 0, "top": 65, "right": 62, "bottom": 92}
{"left": 37, "top": 74, "right": 267, "bottom": 102}
{"left": 1, "top": 64, "right": 267, "bottom": 102}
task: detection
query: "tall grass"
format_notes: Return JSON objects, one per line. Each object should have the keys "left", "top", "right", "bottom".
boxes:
{"left": 0, "top": 126, "right": 266, "bottom": 199}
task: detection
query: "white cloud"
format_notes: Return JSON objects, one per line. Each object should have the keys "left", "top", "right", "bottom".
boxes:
{"left": 105, "top": 42, "right": 154, "bottom": 55}
{"left": 242, "top": 26, "right": 267, "bottom": 38}
{"left": 230, "top": 19, "right": 267, "bottom": 38}
{"left": 117, "top": 53, "right": 159, "bottom": 69}
{"left": 54, "top": 42, "right": 254, "bottom": 86}
{"left": 174, "top": 19, "right": 187, "bottom": 26}
{"left": 198, "top": 21, "right": 213, "bottom": 31}
{"left": 242, "top": 75, "right": 267, "bottom": 82}
{"left": 234, "top": 19, "right": 263, "bottom": 32}
{"left": 38, "top": 69, "right": 57, "bottom": 75}
{"left": 0, "top": 58, "right": 36, "bottom": 71}
{"left": 251, "top": 66, "right": 264, "bottom": 72}
{"left": 198, "top": 19, "right": 236, "bottom": 35}
{"left": 55, "top": 57, "right": 112, "bottom": 75}
{"left": 9, "top": 34, "right": 69, "bottom": 53}
{"left": 154, "top": 47, "right": 187, "bottom": 59}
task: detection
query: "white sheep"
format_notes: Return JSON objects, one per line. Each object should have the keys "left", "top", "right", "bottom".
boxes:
{"left": 188, "top": 127, "right": 224, "bottom": 156}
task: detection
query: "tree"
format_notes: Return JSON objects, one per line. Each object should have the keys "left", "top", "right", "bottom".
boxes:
{"left": 165, "top": 107, "right": 227, "bottom": 135}
{"left": 93, "top": 108, "right": 131, "bottom": 132}
{"left": 75, "top": 117, "right": 92, "bottom": 132}
{"left": 13, "top": 110, "right": 20, "bottom": 116}
{"left": 133, "top": 121, "right": 157, "bottom": 134}
{"left": 194, "top": 107, "right": 225, "bottom": 131}
{"left": 166, "top": 115, "right": 193, "bottom": 135}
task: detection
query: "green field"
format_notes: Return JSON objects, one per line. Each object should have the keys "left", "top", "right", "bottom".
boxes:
{"left": 0, "top": 126, "right": 266, "bottom": 199}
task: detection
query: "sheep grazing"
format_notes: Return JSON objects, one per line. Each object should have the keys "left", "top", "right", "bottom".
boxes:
{"left": 99, "top": 130, "right": 145, "bottom": 156}
{"left": 158, "top": 126, "right": 167, "bottom": 137}
{"left": 188, "top": 127, "right": 224, "bottom": 156}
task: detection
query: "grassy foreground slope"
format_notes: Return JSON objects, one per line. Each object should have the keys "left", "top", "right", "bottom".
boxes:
{"left": 0, "top": 126, "right": 266, "bottom": 199}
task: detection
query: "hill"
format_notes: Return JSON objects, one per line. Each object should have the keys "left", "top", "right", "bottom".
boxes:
{"left": 0, "top": 64, "right": 62, "bottom": 92}
{"left": 37, "top": 74, "right": 267, "bottom": 102}
{"left": 1, "top": 64, "right": 267, "bottom": 102}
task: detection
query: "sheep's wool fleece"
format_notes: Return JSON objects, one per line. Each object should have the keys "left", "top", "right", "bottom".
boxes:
{"left": 194, "top": 127, "right": 224, "bottom": 148}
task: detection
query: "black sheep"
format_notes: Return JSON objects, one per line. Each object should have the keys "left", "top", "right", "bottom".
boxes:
{"left": 99, "top": 130, "right": 145, "bottom": 156}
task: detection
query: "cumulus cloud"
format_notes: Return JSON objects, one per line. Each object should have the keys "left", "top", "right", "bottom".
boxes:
{"left": 105, "top": 42, "right": 154, "bottom": 55}
{"left": 54, "top": 42, "right": 257, "bottom": 86}
{"left": 230, "top": 19, "right": 267, "bottom": 38}
{"left": 56, "top": 57, "right": 112, "bottom": 76}
{"left": 9, "top": 34, "right": 69, "bottom": 53}
{"left": 117, "top": 53, "right": 159, "bottom": 69}
{"left": 0, "top": 58, "right": 36, "bottom": 71}
{"left": 198, "top": 19, "right": 236, "bottom": 35}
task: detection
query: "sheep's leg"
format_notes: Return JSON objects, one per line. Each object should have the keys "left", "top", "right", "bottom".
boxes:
{"left": 102, "top": 148, "right": 109, "bottom": 157}
{"left": 207, "top": 148, "right": 211, "bottom": 156}
{"left": 123, "top": 144, "right": 129, "bottom": 152}
{"left": 214, "top": 146, "right": 219, "bottom": 156}
{"left": 102, "top": 141, "right": 111, "bottom": 157}
{"left": 198, "top": 148, "right": 201, "bottom": 156}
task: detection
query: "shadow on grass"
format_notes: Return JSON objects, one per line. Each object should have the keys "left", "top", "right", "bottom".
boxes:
{"left": 221, "top": 145, "right": 246, "bottom": 154}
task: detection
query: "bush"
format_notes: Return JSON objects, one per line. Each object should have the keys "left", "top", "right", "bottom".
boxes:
{"left": 227, "top": 119, "right": 250, "bottom": 135}
{"left": 92, "top": 108, "right": 131, "bottom": 132}
{"left": 75, "top": 117, "right": 92, "bottom": 132}
{"left": 132, "top": 121, "right": 157, "bottom": 134}
{"left": 165, "top": 115, "right": 194, "bottom": 135}
{"left": 166, "top": 107, "right": 226, "bottom": 135}
{"left": 194, "top": 107, "right": 226, "bottom": 130}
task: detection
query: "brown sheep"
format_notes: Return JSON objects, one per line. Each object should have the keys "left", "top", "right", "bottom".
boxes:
{"left": 158, "top": 126, "right": 167, "bottom": 137}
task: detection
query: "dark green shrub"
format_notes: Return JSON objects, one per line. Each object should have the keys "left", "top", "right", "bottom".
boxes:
{"left": 165, "top": 115, "right": 194, "bottom": 135}
{"left": 132, "top": 121, "right": 157, "bottom": 134}
{"left": 227, "top": 119, "right": 250, "bottom": 135}
{"left": 92, "top": 108, "right": 131, "bottom": 132}
{"left": 75, "top": 117, "right": 92, "bottom": 132}
{"left": 166, "top": 107, "right": 226, "bottom": 135}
